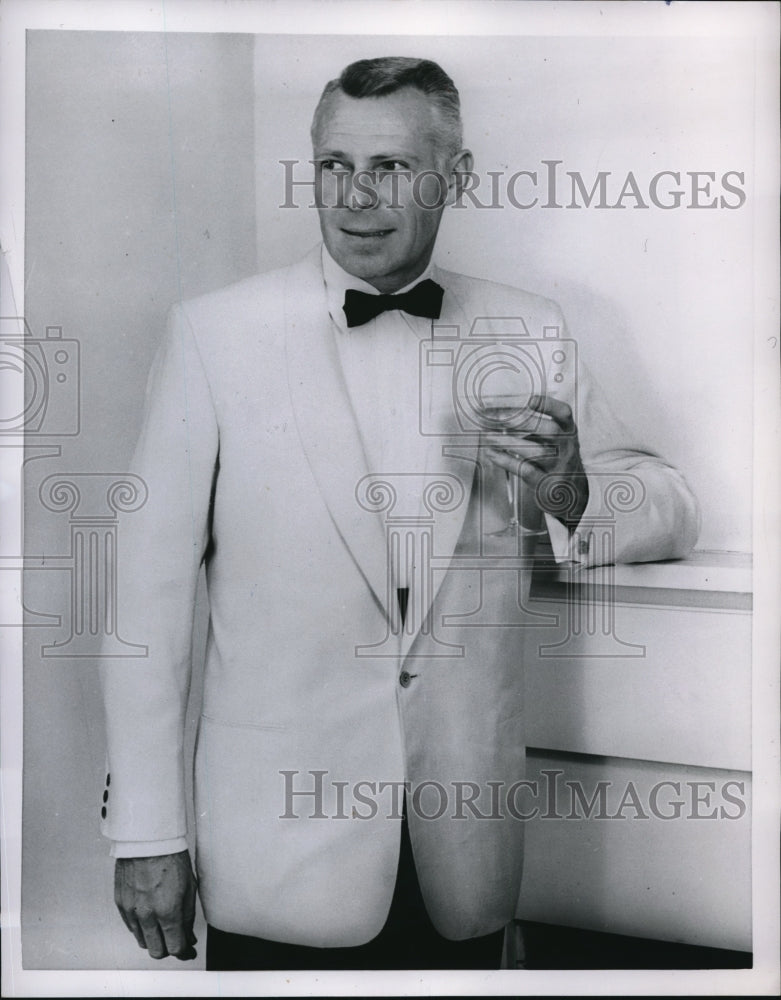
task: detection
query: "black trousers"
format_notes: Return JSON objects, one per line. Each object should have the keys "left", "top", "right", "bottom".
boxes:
{"left": 206, "top": 813, "right": 505, "bottom": 971}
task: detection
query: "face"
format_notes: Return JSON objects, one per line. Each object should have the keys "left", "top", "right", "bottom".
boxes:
{"left": 312, "top": 88, "right": 471, "bottom": 293}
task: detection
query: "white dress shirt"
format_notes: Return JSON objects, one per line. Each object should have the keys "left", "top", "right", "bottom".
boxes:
{"left": 322, "top": 245, "right": 445, "bottom": 590}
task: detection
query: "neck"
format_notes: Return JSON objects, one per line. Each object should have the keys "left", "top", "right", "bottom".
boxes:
{"left": 363, "top": 260, "right": 434, "bottom": 294}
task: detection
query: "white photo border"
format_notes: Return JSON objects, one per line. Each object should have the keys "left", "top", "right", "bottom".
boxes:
{"left": 1, "top": 1, "right": 778, "bottom": 996}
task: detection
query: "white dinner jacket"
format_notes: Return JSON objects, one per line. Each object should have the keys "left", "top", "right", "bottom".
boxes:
{"left": 100, "top": 245, "right": 699, "bottom": 944}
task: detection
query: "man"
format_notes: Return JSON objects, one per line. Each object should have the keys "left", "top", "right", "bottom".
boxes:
{"left": 101, "top": 57, "right": 699, "bottom": 970}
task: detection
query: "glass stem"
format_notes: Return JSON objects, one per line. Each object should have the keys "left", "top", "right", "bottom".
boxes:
{"left": 506, "top": 470, "right": 520, "bottom": 528}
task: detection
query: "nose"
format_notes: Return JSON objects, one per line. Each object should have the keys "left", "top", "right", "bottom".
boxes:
{"left": 347, "top": 169, "right": 379, "bottom": 210}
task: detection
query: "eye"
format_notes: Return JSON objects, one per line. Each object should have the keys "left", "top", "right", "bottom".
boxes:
{"left": 377, "top": 160, "right": 410, "bottom": 173}
{"left": 319, "top": 158, "right": 348, "bottom": 173}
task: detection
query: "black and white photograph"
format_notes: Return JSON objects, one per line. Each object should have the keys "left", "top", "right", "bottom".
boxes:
{"left": 1, "top": 1, "right": 779, "bottom": 996}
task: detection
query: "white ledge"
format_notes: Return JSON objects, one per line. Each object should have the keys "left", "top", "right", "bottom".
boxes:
{"left": 545, "top": 549, "right": 753, "bottom": 594}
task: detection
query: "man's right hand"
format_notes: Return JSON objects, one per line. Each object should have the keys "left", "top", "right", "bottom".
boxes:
{"left": 114, "top": 850, "right": 198, "bottom": 960}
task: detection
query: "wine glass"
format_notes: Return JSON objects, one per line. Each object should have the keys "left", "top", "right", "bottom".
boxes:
{"left": 474, "top": 392, "right": 546, "bottom": 538}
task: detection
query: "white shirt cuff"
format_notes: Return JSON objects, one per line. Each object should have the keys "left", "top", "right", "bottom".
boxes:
{"left": 545, "top": 512, "right": 572, "bottom": 562}
{"left": 544, "top": 512, "right": 593, "bottom": 565}
{"left": 110, "top": 837, "right": 189, "bottom": 859}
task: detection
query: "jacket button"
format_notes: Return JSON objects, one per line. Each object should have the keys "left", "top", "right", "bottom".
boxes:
{"left": 399, "top": 671, "right": 414, "bottom": 688}
{"left": 101, "top": 806, "right": 107, "bottom": 819}
{"left": 106, "top": 773, "right": 110, "bottom": 786}
{"left": 103, "top": 790, "right": 109, "bottom": 803}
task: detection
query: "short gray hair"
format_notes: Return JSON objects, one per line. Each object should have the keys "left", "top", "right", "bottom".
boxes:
{"left": 311, "top": 56, "right": 464, "bottom": 160}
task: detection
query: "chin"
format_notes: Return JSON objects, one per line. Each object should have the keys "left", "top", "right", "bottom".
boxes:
{"left": 335, "top": 246, "right": 393, "bottom": 280}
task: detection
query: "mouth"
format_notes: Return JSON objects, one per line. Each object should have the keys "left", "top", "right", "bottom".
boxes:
{"left": 340, "top": 228, "right": 395, "bottom": 239}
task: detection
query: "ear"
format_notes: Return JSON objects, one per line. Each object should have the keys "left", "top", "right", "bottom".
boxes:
{"left": 444, "top": 148, "right": 474, "bottom": 207}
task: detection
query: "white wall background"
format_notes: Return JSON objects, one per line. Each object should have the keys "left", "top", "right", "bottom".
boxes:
{"left": 254, "top": 33, "right": 756, "bottom": 553}
{"left": 22, "top": 30, "right": 257, "bottom": 970}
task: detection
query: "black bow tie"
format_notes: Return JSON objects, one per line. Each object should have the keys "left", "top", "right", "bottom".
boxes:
{"left": 343, "top": 278, "right": 444, "bottom": 328}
